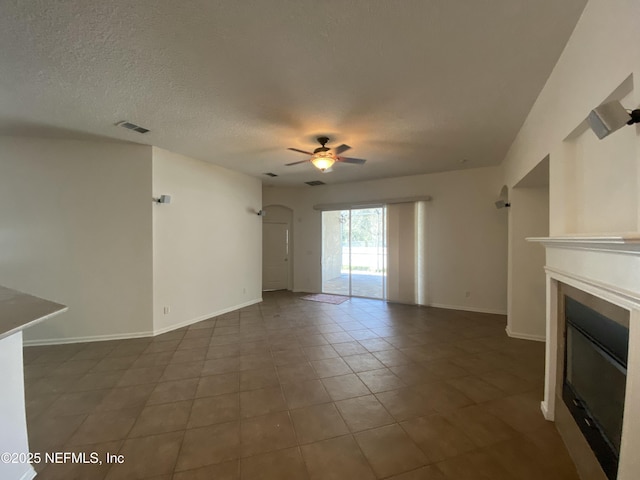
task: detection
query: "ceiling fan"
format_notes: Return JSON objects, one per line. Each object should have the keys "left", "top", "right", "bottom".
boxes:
{"left": 286, "top": 136, "right": 366, "bottom": 172}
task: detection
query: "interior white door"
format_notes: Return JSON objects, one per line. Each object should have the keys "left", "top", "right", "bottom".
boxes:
{"left": 262, "top": 222, "right": 289, "bottom": 291}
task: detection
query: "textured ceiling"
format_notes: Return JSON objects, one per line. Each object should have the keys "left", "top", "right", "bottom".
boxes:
{"left": 0, "top": 0, "right": 586, "bottom": 186}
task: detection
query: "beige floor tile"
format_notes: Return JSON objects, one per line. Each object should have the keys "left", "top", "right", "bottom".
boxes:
{"left": 47, "top": 389, "right": 109, "bottom": 416}
{"left": 68, "top": 408, "right": 139, "bottom": 445}
{"left": 240, "top": 366, "right": 279, "bottom": 391}
{"left": 206, "top": 343, "right": 241, "bottom": 360}
{"left": 357, "top": 368, "right": 406, "bottom": 393}
{"left": 342, "top": 353, "right": 385, "bottom": 373}
{"left": 332, "top": 341, "right": 368, "bottom": 356}
{"left": 400, "top": 414, "right": 476, "bottom": 462}
{"left": 422, "top": 359, "right": 470, "bottom": 380}
{"left": 282, "top": 379, "right": 331, "bottom": 409}
{"left": 29, "top": 414, "right": 87, "bottom": 452}
{"left": 444, "top": 405, "right": 518, "bottom": 448}
{"left": 321, "top": 374, "right": 370, "bottom": 401}
{"left": 386, "top": 465, "right": 448, "bottom": 480}
{"left": 23, "top": 292, "right": 580, "bottom": 480}
{"left": 171, "top": 347, "right": 207, "bottom": 364}
{"left": 310, "top": 357, "right": 353, "bottom": 378}
{"left": 131, "top": 351, "right": 174, "bottom": 368}
{"left": 240, "top": 411, "right": 297, "bottom": 457}
{"left": 68, "top": 371, "right": 124, "bottom": 393}
{"left": 105, "top": 431, "right": 183, "bottom": 479}
{"left": 445, "top": 375, "right": 506, "bottom": 403}
{"left": 323, "top": 332, "right": 354, "bottom": 344}
{"left": 240, "top": 446, "right": 308, "bottom": 479}
{"left": 94, "top": 385, "right": 155, "bottom": 412}
{"left": 390, "top": 364, "right": 440, "bottom": 385}
{"left": 196, "top": 372, "right": 240, "bottom": 398}
{"left": 160, "top": 361, "right": 204, "bottom": 382}
{"left": 375, "top": 387, "right": 436, "bottom": 421}
{"left": 188, "top": 393, "right": 239, "bottom": 428}
{"left": 355, "top": 424, "right": 428, "bottom": 478}
{"left": 372, "top": 349, "right": 413, "bottom": 367}
{"left": 277, "top": 362, "right": 318, "bottom": 383}
{"left": 173, "top": 460, "right": 239, "bottom": 480}
{"left": 413, "top": 381, "right": 474, "bottom": 413}
{"left": 303, "top": 345, "right": 339, "bottom": 360}
{"left": 116, "top": 366, "right": 166, "bottom": 387}
{"left": 240, "top": 387, "right": 287, "bottom": 418}
{"left": 176, "top": 421, "right": 240, "bottom": 471}
{"left": 479, "top": 370, "right": 535, "bottom": 395}
{"left": 300, "top": 435, "right": 375, "bottom": 480}
{"left": 290, "top": 403, "right": 349, "bottom": 444}
{"left": 271, "top": 348, "right": 306, "bottom": 366}
{"left": 335, "top": 394, "right": 394, "bottom": 432}
{"left": 202, "top": 356, "right": 241, "bottom": 375}
{"left": 434, "top": 450, "right": 509, "bottom": 480}
{"left": 481, "top": 392, "right": 549, "bottom": 433}
{"left": 147, "top": 378, "right": 198, "bottom": 405}
{"left": 239, "top": 353, "right": 273, "bottom": 371}
{"left": 129, "top": 400, "right": 192, "bottom": 437}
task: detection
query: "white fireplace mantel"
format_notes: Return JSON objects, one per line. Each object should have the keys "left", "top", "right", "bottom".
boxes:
{"left": 528, "top": 234, "right": 640, "bottom": 480}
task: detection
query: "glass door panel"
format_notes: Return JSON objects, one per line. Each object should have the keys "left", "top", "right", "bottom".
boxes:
{"left": 322, "top": 210, "right": 349, "bottom": 295}
{"left": 350, "top": 207, "right": 385, "bottom": 299}
{"left": 322, "top": 207, "right": 386, "bottom": 299}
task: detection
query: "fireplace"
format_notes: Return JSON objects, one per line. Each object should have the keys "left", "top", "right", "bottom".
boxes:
{"left": 561, "top": 287, "right": 629, "bottom": 480}
{"left": 528, "top": 234, "right": 640, "bottom": 480}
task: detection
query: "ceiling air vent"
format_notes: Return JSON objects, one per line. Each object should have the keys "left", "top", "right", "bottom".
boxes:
{"left": 117, "top": 121, "right": 150, "bottom": 134}
{"left": 263, "top": 172, "right": 278, "bottom": 177}
{"left": 305, "top": 180, "right": 325, "bottom": 186}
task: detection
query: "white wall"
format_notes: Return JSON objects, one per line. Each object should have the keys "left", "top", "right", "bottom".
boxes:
{"left": 507, "top": 186, "right": 549, "bottom": 340}
{"left": 0, "top": 137, "right": 154, "bottom": 343}
{"left": 501, "top": 2, "right": 640, "bottom": 476}
{"left": 502, "top": 0, "right": 640, "bottom": 233}
{"left": 0, "top": 332, "right": 35, "bottom": 480}
{"left": 264, "top": 166, "right": 508, "bottom": 314}
{"left": 152, "top": 147, "right": 262, "bottom": 333}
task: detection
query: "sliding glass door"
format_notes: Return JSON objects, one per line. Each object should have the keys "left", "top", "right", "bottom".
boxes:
{"left": 321, "top": 207, "right": 386, "bottom": 299}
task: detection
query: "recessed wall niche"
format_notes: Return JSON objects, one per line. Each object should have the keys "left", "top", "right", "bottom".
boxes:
{"left": 560, "top": 74, "right": 638, "bottom": 234}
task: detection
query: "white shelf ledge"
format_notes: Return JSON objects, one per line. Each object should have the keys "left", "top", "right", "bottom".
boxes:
{"left": 527, "top": 234, "right": 640, "bottom": 255}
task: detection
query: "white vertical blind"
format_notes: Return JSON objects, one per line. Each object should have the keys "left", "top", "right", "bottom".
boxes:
{"left": 386, "top": 201, "right": 427, "bottom": 305}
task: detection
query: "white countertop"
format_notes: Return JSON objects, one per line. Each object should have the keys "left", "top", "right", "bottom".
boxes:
{"left": 0, "top": 285, "right": 67, "bottom": 340}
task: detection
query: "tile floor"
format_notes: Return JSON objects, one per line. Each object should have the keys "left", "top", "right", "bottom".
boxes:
{"left": 24, "top": 291, "right": 580, "bottom": 479}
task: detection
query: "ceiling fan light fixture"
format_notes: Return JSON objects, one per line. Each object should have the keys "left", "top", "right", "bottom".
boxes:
{"left": 311, "top": 152, "right": 335, "bottom": 171}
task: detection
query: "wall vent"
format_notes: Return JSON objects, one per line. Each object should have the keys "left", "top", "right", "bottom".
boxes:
{"left": 305, "top": 180, "right": 326, "bottom": 186}
{"left": 263, "top": 172, "right": 278, "bottom": 177}
{"left": 117, "top": 121, "right": 150, "bottom": 134}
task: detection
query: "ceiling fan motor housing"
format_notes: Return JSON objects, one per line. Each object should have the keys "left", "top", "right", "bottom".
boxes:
{"left": 314, "top": 136, "right": 331, "bottom": 154}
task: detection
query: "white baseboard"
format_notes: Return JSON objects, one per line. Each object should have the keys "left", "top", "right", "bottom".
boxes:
{"left": 505, "top": 325, "right": 546, "bottom": 342}
{"left": 540, "top": 401, "right": 553, "bottom": 421}
{"left": 19, "top": 466, "right": 37, "bottom": 480}
{"left": 428, "top": 303, "right": 507, "bottom": 316}
{"left": 22, "top": 329, "right": 154, "bottom": 347}
{"left": 153, "top": 297, "right": 263, "bottom": 336}
{"left": 23, "top": 298, "right": 263, "bottom": 347}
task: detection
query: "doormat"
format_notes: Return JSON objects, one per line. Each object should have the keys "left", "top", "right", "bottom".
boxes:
{"left": 300, "top": 293, "right": 349, "bottom": 305}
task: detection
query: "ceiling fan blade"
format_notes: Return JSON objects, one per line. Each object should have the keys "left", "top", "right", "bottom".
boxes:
{"left": 338, "top": 157, "right": 366, "bottom": 165}
{"left": 333, "top": 144, "right": 351, "bottom": 155}
{"left": 285, "top": 160, "right": 310, "bottom": 166}
{"left": 287, "top": 147, "right": 314, "bottom": 155}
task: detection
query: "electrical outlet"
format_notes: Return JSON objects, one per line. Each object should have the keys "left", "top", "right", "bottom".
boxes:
{"left": 243, "top": 287, "right": 246, "bottom": 294}
{"left": 163, "top": 306, "right": 170, "bottom": 314}
{"left": 465, "top": 291, "right": 471, "bottom": 298}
